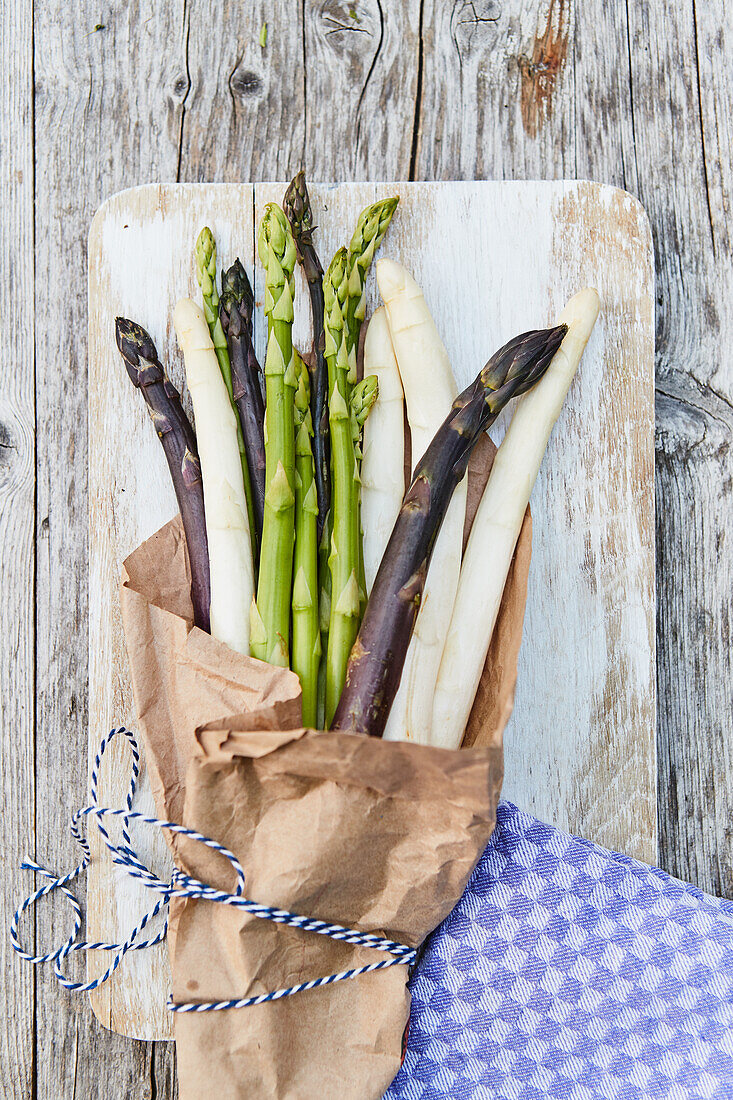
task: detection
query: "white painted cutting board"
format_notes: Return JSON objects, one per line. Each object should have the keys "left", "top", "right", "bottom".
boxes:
{"left": 87, "top": 181, "right": 655, "bottom": 1039}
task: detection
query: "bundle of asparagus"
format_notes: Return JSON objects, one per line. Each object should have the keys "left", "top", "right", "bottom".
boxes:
{"left": 116, "top": 174, "right": 599, "bottom": 748}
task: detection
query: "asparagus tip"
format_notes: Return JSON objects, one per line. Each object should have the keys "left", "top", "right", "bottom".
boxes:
{"left": 283, "top": 170, "right": 317, "bottom": 257}
{"left": 195, "top": 225, "right": 214, "bottom": 258}
{"left": 482, "top": 324, "right": 568, "bottom": 407}
{"left": 115, "top": 317, "right": 160, "bottom": 384}
{"left": 284, "top": 170, "right": 309, "bottom": 216}
{"left": 351, "top": 374, "right": 379, "bottom": 428}
{"left": 194, "top": 226, "right": 218, "bottom": 298}
{"left": 220, "top": 258, "right": 254, "bottom": 326}
{"left": 258, "top": 202, "right": 295, "bottom": 269}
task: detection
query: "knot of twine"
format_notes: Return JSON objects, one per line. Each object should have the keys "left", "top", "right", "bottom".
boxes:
{"left": 11, "top": 726, "right": 416, "bottom": 1013}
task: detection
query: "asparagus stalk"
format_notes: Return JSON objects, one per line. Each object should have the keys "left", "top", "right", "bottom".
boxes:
{"left": 432, "top": 290, "right": 601, "bottom": 749}
{"left": 324, "top": 247, "right": 360, "bottom": 724}
{"left": 195, "top": 227, "right": 258, "bottom": 565}
{"left": 250, "top": 203, "right": 298, "bottom": 668}
{"left": 345, "top": 196, "right": 399, "bottom": 382}
{"left": 350, "top": 374, "right": 379, "bottom": 616}
{"left": 360, "top": 308, "right": 405, "bottom": 594}
{"left": 115, "top": 319, "right": 211, "bottom": 633}
{"left": 312, "top": 330, "right": 378, "bottom": 723}
{"left": 292, "top": 353, "right": 321, "bottom": 726}
{"left": 316, "top": 515, "right": 331, "bottom": 729}
{"left": 377, "top": 258, "right": 467, "bottom": 745}
{"left": 331, "top": 324, "right": 568, "bottom": 738}
{"left": 219, "top": 259, "right": 266, "bottom": 545}
{"left": 173, "top": 300, "right": 254, "bottom": 655}
{"left": 283, "top": 171, "right": 330, "bottom": 542}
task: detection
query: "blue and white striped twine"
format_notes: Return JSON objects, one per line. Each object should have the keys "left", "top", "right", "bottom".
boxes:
{"left": 11, "top": 726, "right": 417, "bottom": 1013}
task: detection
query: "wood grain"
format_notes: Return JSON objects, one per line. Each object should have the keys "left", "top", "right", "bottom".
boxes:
{"left": 623, "top": 0, "right": 733, "bottom": 900}
{"left": 180, "top": 1, "right": 305, "bottom": 183}
{"left": 303, "top": 1, "right": 420, "bottom": 180}
{"left": 416, "top": 0, "right": 575, "bottom": 180}
{"left": 6, "top": 0, "right": 731, "bottom": 1093}
{"left": 0, "top": 0, "right": 35, "bottom": 1095}
{"left": 88, "top": 179, "right": 655, "bottom": 1039}
{"left": 31, "top": 0, "right": 187, "bottom": 1094}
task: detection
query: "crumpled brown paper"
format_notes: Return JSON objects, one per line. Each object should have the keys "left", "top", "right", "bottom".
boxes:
{"left": 119, "top": 437, "right": 531, "bottom": 1099}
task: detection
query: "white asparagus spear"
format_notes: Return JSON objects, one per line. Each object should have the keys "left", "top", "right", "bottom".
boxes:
{"left": 376, "top": 258, "right": 467, "bottom": 744}
{"left": 431, "top": 288, "right": 601, "bottom": 749}
{"left": 361, "top": 307, "right": 405, "bottom": 593}
{"left": 173, "top": 298, "right": 254, "bottom": 655}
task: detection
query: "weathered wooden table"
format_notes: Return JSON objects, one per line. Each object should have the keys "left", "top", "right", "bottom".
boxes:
{"left": 2, "top": 2, "right": 731, "bottom": 1096}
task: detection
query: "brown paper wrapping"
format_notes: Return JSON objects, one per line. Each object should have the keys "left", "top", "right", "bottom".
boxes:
{"left": 119, "top": 438, "right": 531, "bottom": 1099}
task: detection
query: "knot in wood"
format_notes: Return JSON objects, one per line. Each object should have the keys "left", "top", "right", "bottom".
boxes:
{"left": 319, "top": 0, "right": 377, "bottom": 54}
{"left": 169, "top": 74, "right": 190, "bottom": 102}
{"left": 451, "top": 0, "right": 502, "bottom": 57}
{"left": 229, "top": 70, "right": 263, "bottom": 99}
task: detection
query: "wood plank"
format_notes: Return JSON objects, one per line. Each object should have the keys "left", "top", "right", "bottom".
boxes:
{"left": 415, "top": 0, "right": 575, "bottom": 180}
{"left": 572, "top": 1, "right": 638, "bottom": 194}
{"left": 179, "top": 0, "right": 305, "bottom": 183}
{"left": 302, "top": 0, "right": 420, "bottom": 180}
{"left": 0, "top": 0, "right": 35, "bottom": 1094}
{"left": 89, "top": 178, "right": 654, "bottom": 1038}
{"left": 621, "top": 0, "right": 733, "bottom": 897}
{"left": 31, "top": 0, "right": 188, "bottom": 1094}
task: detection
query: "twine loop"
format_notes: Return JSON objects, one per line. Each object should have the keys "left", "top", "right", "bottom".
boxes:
{"left": 11, "top": 726, "right": 416, "bottom": 1012}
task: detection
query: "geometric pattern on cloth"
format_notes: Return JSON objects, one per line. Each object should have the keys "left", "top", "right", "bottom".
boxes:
{"left": 386, "top": 801, "right": 733, "bottom": 1100}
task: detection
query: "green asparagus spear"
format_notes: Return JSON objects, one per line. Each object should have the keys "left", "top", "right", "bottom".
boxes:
{"left": 350, "top": 374, "right": 379, "bottom": 618}
{"left": 292, "top": 353, "right": 320, "bottom": 726}
{"left": 324, "top": 247, "right": 360, "bottom": 724}
{"left": 195, "top": 227, "right": 258, "bottom": 566}
{"left": 345, "top": 197, "right": 399, "bottom": 383}
{"left": 316, "top": 513, "right": 331, "bottom": 729}
{"left": 250, "top": 204, "right": 297, "bottom": 668}
{"left": 331, "top": 324, "right": 568, "bottom": 737}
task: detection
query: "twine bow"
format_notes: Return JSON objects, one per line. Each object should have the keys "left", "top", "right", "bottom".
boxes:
{"left": 11, "top": 726, "right": 416, "bottom": 1012}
